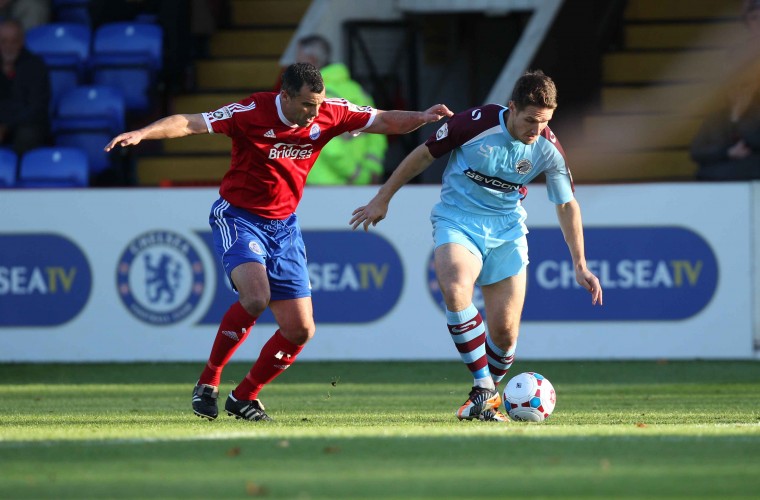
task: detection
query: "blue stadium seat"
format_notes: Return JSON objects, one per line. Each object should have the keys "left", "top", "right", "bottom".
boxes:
{"left": 53, "top": 85, "right": 125, "bottom": 175}
{"left": 90, "top": 22, "right": 163, "bottom": 113}
{"left": 0, "top": 148, "right": 18, "bottom": 188}
{"left": 26, "top": 23, "right": 91, "bottom": 111}
{"left": 18, "top": 147, "right": 89, "bottom": 188}
{"left": 52, "top": 0, "right": 92, "bottom": 25}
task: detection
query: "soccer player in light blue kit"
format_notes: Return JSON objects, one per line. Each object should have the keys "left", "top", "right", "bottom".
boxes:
{"left": 351, "top": 70, "right": 603, "bottom": 422}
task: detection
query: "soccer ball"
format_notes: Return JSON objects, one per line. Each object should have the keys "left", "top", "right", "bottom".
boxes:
{"left": 502, "top": 372, "right": 556, "bottom": 422}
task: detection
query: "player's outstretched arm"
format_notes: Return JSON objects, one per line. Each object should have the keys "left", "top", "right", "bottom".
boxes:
{"left": 350, "top": 144, "right": 435, "bottom": 231}
{"left": 555, "top": 199, "right": 603, "bottom": 305}
{"left": 104, "top": 113, "right": 208, "bottom": 152}
{"left": 364, "top": 104, "right": 453, "bottom": 135}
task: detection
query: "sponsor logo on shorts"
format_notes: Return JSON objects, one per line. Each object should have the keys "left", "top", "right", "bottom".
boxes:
{"left": 471, "top": 109, "right": 482, "bottom": 120}
{"left": 116, "top": 230, "right": 206, "bottom": 325}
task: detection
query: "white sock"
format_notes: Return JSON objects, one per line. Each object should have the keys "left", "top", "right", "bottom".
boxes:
{"left": 474, "top": 376, "right": 496, "bottom": 391}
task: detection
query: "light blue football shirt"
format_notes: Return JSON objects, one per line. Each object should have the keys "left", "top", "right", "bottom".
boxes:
{"left": 425, "top": 104, "right": 574, "bottom": 216}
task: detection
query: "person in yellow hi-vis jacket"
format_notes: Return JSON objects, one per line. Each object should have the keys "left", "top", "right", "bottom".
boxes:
{"left": 296, "top": 34, "right": 388, "bottom": 185}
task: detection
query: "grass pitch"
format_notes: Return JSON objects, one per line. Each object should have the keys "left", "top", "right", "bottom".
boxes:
{"left": 0, "top": 360, "right": 759, "bottom": 499}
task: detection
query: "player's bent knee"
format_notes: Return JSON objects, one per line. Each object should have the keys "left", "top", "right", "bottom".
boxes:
{"left": 440, "top": 284, "right": 475, "bottom": 310}
{"left": 238, "top": 296, "right": 269, "bottom": 318}
{"left": 489, "top": 328, "right": 519, "bottom": 349}
{"left": 280, "top": 324, "right": 315, "bottom": 346}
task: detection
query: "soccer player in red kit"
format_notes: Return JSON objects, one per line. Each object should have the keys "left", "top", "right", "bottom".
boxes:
{"left": 105, "top": 63, "right": 453, "bottom": 421}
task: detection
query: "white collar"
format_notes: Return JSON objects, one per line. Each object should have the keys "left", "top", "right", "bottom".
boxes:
{"left": 275, "top": 94, "right": 297, "bottom": 128}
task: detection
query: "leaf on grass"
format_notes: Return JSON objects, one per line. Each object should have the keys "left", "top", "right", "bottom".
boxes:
{"left": 635, "top": 422, "right": 648, "bottom": 428}
{"left": 277, "top": 440, "right": 290, "bottom": 448}
{"left": 245, "top": 481, "right": 268, "bottom": 496}
{"left": 226, "top": 446, "right": 242, "bottom": 457}
{"left": 600, "top": 458, "right": 611, "bottom": 471}
{"left": 323, "top": 446, "right": 341, "bottom": 454}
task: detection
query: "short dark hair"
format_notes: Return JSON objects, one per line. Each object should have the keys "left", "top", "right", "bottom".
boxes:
{"left": 297, "top": 34, "right": 331, "bottom": 68}
{"left": 510, "top": 70, "right": 558, "bottom": 111}
{"left": 281, "top": 62, "right": 324, "bottom": 96}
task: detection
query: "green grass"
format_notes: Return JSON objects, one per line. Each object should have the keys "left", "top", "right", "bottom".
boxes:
{"left": 0, "top": 361, "right": 759, "bottom": 499}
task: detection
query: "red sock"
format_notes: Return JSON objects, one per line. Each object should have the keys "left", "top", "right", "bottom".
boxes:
{"left": 233, "top": 330, "right": 303, "bottom": 401}
{"left": 198, "top": 302, "right": 257, "bottom": 387}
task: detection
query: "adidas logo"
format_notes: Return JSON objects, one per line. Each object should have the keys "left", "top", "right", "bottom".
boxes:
{"left": 221, "top": 330, "right": 239, "bottom": 341}
{"left": 264, "top": 129, "right": 276, "bottom": 138}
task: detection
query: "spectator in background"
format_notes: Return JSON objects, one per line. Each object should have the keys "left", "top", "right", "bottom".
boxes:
{"left": 0, "top": 0, "right": 50, "bottom": 32}
{"left": 0, "top": 18, "right": 50, "bottom": 156}
{"left": 690, "top": 0, "right": 760, "bottom": 180}
{"left": 296, "top": 34, "right": 388, "bottom": 185}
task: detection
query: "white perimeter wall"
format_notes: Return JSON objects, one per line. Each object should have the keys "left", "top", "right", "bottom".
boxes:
{"left": 0, "top": 183, "right": 756, "bottom": 362}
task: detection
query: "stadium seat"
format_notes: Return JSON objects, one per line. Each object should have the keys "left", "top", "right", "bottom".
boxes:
{"left": 90, "top": 22, "right": 163, "bottom": 113}
{"left": 0, "top": 148, "right": 18, "bottom": 188}
{"left": 52, "top": 0, "right": 92, "bottom": 25}
{"left": 18, "top": 147, "right": 89, "bottom": 188}
{"left": 52, "top": 85, "right": 125, "bottom": 175}
{"left": 25, "top": 23, "right": 91, "bottom": 112}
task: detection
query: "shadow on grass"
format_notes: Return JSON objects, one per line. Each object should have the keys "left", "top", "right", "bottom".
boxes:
{"left": 0, "top": 360, "right": 758, "bottom": 386}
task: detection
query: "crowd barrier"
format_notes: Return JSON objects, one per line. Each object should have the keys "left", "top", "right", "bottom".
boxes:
{"left": 0, "top": 183, "right": 757, "bottom": 361}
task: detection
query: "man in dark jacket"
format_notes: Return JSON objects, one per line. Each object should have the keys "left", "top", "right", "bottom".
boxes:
{"left": 0, "top": 18, "right": 50, "bottom": 156}
{"left": 690, "top": 0, "right": 760, "bottom": 180}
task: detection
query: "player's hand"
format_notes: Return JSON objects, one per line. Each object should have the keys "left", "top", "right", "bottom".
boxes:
{"left": 576, "top": 269, "right": 603, "bottom": 306}
{"left": 727, "top": 139, "right": 751, "bottom": 160}
{"left": 350, "top": 197, "right": 389, "bottom": 231}
{"left": 422, "top": 104, "right": 454, "bottom": 122}
{"left": 104, "top": 131, "right": 144, "bottom": 152}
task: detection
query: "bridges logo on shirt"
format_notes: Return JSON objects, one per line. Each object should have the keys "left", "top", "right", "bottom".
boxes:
{"left": 116, "top": 230, "right": 206, "bottom": 325}
{"left": 268, "top": 143, "right": 314, "bottom": 160}
{"left": 0, "top": 233, "right": 92, "bottom": 327}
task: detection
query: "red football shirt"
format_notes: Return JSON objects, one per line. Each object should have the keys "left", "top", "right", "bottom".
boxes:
{"left": 203, "top": 92, "right": 376, "bottom": 219}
